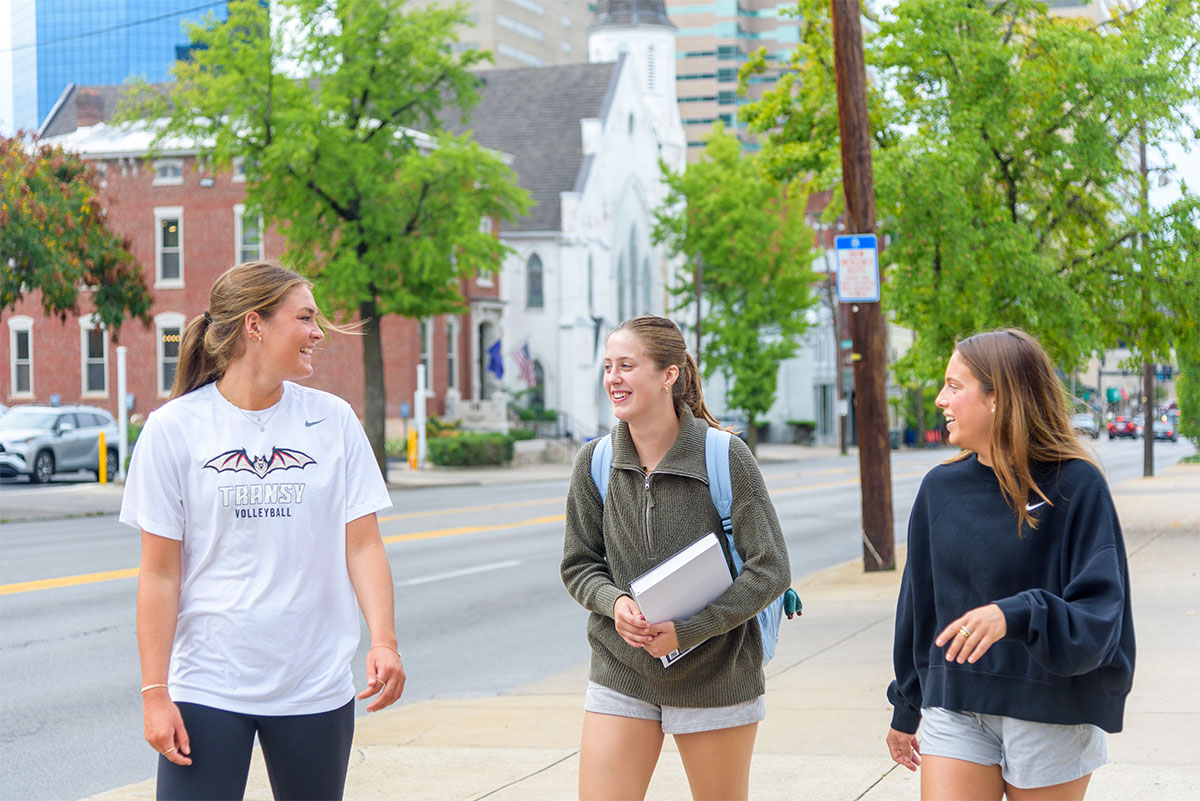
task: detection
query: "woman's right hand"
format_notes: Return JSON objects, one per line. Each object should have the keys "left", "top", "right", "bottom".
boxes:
{"left": 143, "top": 689, "right": 192, "bottom": 766}
{"left": 885, "top": 727, "right": 920, "bottom": 772}
{"left": 613, "top": 595, "right": 654, "bottom": 649}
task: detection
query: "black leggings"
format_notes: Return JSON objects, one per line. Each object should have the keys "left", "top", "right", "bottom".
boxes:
{"left": 156, "top": 699, "right": 355, "bottom": 801}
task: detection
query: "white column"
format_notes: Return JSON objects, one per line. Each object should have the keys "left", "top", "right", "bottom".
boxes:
{"left": 415, "top": 364, "right": 427, "bottom": 467}
{"left": 116, "top": 346, "right": 128, "bottom": 481}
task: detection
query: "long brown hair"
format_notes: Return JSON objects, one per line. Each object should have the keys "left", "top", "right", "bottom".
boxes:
{"left": 613, "top": 316, "right": 727, "bottom": 429}
{"left": 171, "top": 261, "right": 345, "bottom": 398}
{"left": 948, "top": 328, "right": 1099, "bottom": 531}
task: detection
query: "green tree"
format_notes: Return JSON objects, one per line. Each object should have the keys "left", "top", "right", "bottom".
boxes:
{"left": 1, "top": 133, "right": 151, "bottom": 333}
{"left": 742, "top": 0, "right": 1200, "bottom": 385}
{"left": 122, "top": 0, "right": 530, "bottom": 471}
{"left": 1176, "top": 348, "right": 1200, "bottom": 451}
{"left": 654, "top": 124, "right": 820, "bottom": 454}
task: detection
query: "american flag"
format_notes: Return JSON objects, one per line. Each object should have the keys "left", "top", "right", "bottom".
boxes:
{"left": 513, "top": 342, "right": 536, "bottom": 387}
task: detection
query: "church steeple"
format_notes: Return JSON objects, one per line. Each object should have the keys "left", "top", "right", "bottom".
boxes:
{"left": 589, "top": 0, "right": 675, "bottom": 31}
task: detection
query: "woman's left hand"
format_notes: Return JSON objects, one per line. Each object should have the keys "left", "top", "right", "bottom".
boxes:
{"left": 358, "top": 645, "right": 406, "bottom": 712}
{"left": 936, "top": 603, "right": 1007, "bottom": 664}
{"left": 643, "top": 621, "right": 680, "bottom": 659}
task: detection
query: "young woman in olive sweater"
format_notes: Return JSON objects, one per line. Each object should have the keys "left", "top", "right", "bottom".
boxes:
{"left": 561, "top": 316, "right": 791, "bottom": 801}
{"left": 886, "top": 329, "right": 1135, "bottom": 801}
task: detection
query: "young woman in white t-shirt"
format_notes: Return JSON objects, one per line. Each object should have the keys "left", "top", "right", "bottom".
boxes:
{"left": 121, "top": 261, "right": 403, "bottom": 800}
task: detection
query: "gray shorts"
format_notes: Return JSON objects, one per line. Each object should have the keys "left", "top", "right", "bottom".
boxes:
{"left": 920, "top": 707, "right": 1107, "bottom": 789}
{"left": 584, "top": 681, "right": 765, "bottom": 735}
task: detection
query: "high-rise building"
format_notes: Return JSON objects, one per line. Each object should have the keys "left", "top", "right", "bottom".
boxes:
{"left": 415, "top": 0, "right": 592, "bottom": 70}
{"left": 665, "top": 0, "right": 798, "bottom": 157}
{"left": 1, "top": 0, "right": 230, "bottom": 135}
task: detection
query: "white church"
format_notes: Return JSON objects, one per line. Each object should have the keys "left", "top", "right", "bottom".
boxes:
{"left": 458, "top": 0, "right": 842, "bottom": 444}
{"left": 449, "top": 0, "right": 686, "bottom": 440}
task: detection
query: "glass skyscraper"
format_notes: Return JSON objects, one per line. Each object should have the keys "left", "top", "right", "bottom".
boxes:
{"left": 4, "top": 1, "right": 230, "bottom": 134}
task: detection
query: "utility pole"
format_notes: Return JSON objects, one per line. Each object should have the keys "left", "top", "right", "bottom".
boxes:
{"left": 1138, "top": 127, "right": 1155, "bottom": 478}
{"left": 831, "top": 0, "right": 894, "bottom": 572}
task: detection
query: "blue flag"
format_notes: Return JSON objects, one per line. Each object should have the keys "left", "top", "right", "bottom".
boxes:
{"left": 487, "top": 339, "right": 504, "bottom": 379}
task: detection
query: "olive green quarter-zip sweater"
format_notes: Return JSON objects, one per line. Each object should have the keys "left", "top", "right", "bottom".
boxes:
{"left": 561, "top": 409, "right": 792, "bottom": 708}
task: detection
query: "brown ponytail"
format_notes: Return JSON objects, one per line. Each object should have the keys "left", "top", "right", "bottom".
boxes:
{"left": 612, "top": 315, "right": 729, "bottom": 430}
{"left": 170, "top": 260, "right": 347, "bottom": 399}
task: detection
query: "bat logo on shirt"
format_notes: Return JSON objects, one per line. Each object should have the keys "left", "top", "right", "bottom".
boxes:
{"left": 203, "top": 448, "right": 317, "bottom": 479}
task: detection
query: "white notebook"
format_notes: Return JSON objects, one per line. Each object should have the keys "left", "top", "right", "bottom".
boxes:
{"left": 629, "top": 532, "right": 733, "bottom": 667}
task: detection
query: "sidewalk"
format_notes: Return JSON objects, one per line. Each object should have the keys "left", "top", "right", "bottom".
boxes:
{"left": 84, "top": 462, "right": 1200, "bottom": 801}
{"left": 383, "top": 441, "right": 847, "bottom": 488}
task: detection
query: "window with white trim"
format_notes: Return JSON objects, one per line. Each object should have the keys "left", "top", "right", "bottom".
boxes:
{"left": 234, "top": 204, "right": 264, "bottom": 263}
{"left": 80, "top": 315, "right": 108, "bottom": 395}
{"left": 152, "top": 159, "right": 183, "bottom": 186}
{"left": 476, "top": 217, "right": 495, "bottom": 286}
{"left": 155, "top": 312, "right": 186, "bottom": 397}
{"left": 232, "top": 156, "right": 247, "bottom": 183}
{"left": 445, "top": 318, "right": 459, "bottom": 390}
{"left": 8, "top": 315, "right": 33, "bottom": 397}
{"left": 155, "top": 207, "right": 184, "bottom": 287}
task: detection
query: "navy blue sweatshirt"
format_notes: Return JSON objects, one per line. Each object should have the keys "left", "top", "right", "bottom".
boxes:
{"left": 888, "top": 455, "right": 1135, "bottom": 734}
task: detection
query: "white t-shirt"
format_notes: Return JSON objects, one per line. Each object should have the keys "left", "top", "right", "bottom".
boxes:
{"left": 120, "top": 382, "right": 392, "bottom": 715}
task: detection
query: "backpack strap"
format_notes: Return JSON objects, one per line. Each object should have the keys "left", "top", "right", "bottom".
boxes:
{"left": 705, "top": 427, "right": 749, "bottom": 574}
{"left": 589, "top": 434, "right": 614, "bottom": 503}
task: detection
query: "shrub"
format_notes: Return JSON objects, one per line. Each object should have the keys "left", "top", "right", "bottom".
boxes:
{"left": 427, "top": 432, "right": 514, "bottom": 466}
{"left": 515, "top": 405, "right": 558, "bottom": 422}
{"left": 508, "top": 427, "right": 536, "bottom": 441}
{"left": 427, "top": 416, "right": 462, "bottom": 437}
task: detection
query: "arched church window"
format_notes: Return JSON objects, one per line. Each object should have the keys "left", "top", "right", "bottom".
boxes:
{"left": 527, "top": 253, "right": 544, "bottom": 308}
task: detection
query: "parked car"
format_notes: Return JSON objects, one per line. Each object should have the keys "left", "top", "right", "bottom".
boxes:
{"left": 1107, "top": 415, "right": 1138, "bottom": 440}
{"left": 1072, "top": 412, "right": 1100, "bottom": 438}
{"left": 0, "top": 405, "right": 118, "bottom": 483}
{"left": 1151, "top": 415, "right": 1178, "bottom": 442}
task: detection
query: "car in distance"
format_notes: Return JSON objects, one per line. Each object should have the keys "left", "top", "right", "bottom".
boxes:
{"left": 1107, "top": 415, "right": 1138, "bottom": 440}
{"left": 1151, "top": 416, "right": 1178, "bottom": 442}
{"left": 1072, "top": 412, "right": 1100, "bottom": 439}
{"left": 0, "top": 405, "right": 118, "bottom": 483}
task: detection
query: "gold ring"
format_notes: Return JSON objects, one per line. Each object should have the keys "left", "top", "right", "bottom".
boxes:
{"left": 163, "top": 746, "right": 177, "bottom": 755}
{"left": 959, "top": 625, "right": 971, "bottom": 639}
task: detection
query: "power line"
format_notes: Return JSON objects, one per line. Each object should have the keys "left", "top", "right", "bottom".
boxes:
{"left": 0, "top": 1, "right": 229, "bottom": 55}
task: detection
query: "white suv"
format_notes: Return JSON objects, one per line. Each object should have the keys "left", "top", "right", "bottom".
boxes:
{"left": 0, "top": 405, "right": 119, "bottom": 483}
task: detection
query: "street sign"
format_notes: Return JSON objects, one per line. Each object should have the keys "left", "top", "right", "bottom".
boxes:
{"left": 839, "top": 338, "right": 853, "bottom": 350}
{"left": 835, "top": 234, "right": 880, "bottom": 302}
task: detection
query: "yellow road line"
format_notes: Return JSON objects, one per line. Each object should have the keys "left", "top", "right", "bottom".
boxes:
{"left": 378, "top": 497, "right": 562, "bottom": 523}
{"left": 381, "top": 514, "right": 566, "bottom": 544}
{"left": 0, "top": 567, "right": 139, "bottom": 596}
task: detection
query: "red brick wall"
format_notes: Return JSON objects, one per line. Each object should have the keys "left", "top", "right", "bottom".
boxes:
{"left": 0, "top": 153, "right": 496, "bottom": 424}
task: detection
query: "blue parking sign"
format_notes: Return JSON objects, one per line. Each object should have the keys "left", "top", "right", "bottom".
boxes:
{"left": 835, "top": 234, "right": 880, "bottom": 302}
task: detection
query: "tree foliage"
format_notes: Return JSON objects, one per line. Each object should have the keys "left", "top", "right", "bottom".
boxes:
{"left": 743, "top": 0, "right": 1200, "bottom": 383}
{"left": 0, "top": 133, "right": 151, "bottom": 334}
{"left": 654, "top": 125, "right": 820, "bottom": 453}
{"left": 121, "top": 0, "right": 531, "bottom": 470}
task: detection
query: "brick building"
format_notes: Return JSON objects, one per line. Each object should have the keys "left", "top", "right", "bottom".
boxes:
{"left": 2, "top": 85, "right": 504, "bottom": 430}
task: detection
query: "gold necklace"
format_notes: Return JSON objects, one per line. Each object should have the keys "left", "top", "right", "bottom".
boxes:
{"left": 215, "top": 381, "right": 280, "bottom": 432}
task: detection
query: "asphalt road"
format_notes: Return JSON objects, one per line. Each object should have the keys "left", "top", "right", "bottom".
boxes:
{"left": 0, "top": 436, "right": 1192, "bottom": 800}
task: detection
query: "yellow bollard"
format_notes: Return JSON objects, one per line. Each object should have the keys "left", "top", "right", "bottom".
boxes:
{"left": 98, "top": 430, "right": 107, "bottom": 485}
{"left": 407, "top": 429, "right": 418, "bottom": 470}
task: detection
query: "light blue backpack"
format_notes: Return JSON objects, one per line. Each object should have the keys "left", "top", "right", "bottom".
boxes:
{"left": 589, "top": 426, "right": 801, "bottom": 662}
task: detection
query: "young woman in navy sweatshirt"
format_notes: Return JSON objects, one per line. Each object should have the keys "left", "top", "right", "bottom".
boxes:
{"left": 886, "top": 329, "right": 1135, "bottom": 801}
